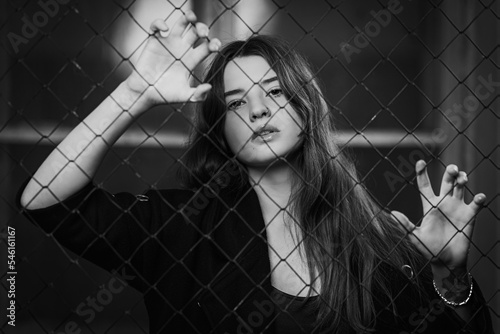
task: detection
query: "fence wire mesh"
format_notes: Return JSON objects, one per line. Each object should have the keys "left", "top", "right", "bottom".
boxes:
{"left": 1, "top": 0, "right": 499, "bottom": 333}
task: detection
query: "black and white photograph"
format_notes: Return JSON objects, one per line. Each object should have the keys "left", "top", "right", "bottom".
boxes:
{"left": 1, "top": 0, "right": 499, "bottom": 333}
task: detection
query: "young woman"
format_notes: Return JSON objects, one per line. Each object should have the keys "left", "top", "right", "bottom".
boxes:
{"left": 20, "top": 11, "right": 493, "bottom": 333}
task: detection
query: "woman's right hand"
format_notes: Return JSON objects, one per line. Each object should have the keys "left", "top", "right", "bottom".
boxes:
{"left": 124, "top": 10, "right": 220, "bottom": 107}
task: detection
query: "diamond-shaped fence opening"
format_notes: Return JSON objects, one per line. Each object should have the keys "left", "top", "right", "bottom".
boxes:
{"left": 1, "top": 0, "right": 499, "bottom": 333}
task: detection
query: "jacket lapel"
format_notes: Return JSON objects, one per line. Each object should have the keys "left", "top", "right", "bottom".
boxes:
{"left": 195, "top": 183, "right": 276, "bottom": 333}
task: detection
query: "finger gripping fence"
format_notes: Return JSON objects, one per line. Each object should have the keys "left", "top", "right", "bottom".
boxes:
{"left": 1, "top": 0, "right": 499, "bottom": 333}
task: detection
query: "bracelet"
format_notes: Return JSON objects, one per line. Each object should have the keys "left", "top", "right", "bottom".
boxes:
{"left": 432, "top": 273, "right": 473, "bottom": 307}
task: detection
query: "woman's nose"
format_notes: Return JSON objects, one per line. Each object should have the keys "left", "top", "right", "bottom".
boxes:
{"left": 249, "top": 101, "right": 270, "bottom": 121}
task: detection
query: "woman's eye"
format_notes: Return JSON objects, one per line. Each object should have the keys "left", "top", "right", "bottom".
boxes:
{"left": 267, "top": 88, "right": 283, "bottom": 98}
{"left": 227, "top": 100, "right": 244, "bottom": 110}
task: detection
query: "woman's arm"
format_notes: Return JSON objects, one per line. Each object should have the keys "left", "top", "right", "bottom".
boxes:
{"left": 20, "top": 83, "right": 148, "bottom": 209}
{"left": 20, "top": 11, "right": 220, "bottom": 210}
{"left": 392, "top": 161, "right": 488, "bottom": 327}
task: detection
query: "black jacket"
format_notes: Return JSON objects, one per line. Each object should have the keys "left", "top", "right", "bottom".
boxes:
{"left": 21, "top": 181, "right": 493, "bottom": 333}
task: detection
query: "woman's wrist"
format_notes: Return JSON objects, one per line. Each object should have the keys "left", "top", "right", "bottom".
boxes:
{"left": 431, "top": 264, "right": 472, "bottom": 306}
{"left": 112, "top": 80, "right": 155, "bottom": 117}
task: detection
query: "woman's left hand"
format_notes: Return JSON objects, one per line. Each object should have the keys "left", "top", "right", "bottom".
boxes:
{"left": 391, "top": 160, "right": 486, "bottom": 270}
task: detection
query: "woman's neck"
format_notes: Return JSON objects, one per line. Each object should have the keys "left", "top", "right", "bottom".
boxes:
{"left": 247, "top": 160, "right": 295, "bottom": 213}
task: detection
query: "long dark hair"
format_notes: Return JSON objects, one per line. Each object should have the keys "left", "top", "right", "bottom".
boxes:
{"left": 179, "top": 35, "right": 425, "bottom": 332}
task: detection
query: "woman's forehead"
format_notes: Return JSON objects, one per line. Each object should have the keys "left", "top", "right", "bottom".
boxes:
{"left": 223, "top": 56, "right": 277, "bottom": 87}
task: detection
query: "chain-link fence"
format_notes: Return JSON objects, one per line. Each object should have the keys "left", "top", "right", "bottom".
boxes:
{"left": 1, "top": 0, "right": 499, "bottom": 333}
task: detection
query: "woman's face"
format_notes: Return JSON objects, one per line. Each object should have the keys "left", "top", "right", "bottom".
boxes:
{"left": 223, "top": 56, "right": 304, "bottom": 168}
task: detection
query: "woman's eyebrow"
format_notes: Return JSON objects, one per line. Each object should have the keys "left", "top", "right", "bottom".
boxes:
{"left": 224, "top": 76, "right": 279, "bottom": 98}
{"left": 224, "top": 88, "right": 245, "bottom": 98}
{"left": 261, "top": 76, "right": 278, "bottom": 86}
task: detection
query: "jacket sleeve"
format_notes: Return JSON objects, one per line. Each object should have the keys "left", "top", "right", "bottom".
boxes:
{"left": 376, "top": 263, "right": 494, "bottom": 333}
{"left": 18, "top": 182, "right": 195, "bottom": 289}
{"left": 426, "top": 276, "right": 494, "bottom": 334}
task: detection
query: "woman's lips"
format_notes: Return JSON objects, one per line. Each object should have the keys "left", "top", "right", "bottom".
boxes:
{"left": 252, "top": 125, "right": 280, "bottom": 140}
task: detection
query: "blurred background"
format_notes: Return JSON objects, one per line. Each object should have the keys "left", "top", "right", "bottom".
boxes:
{"left": 1, "top": 0, "right": 499, "bottom": 332}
